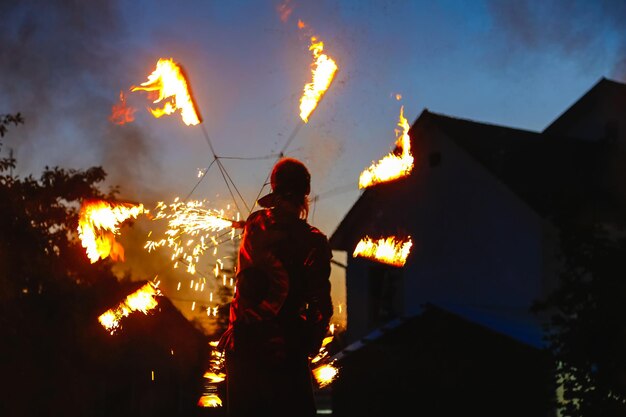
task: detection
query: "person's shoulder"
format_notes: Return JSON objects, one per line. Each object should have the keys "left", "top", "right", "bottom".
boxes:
{"left": 305, "top": 223, "right": 330, "bottom": 247}
{"left": 246, "top": 209, "right": 270, "bottom": 223}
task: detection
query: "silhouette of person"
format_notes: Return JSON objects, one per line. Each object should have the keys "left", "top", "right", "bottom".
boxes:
{"left": 218, "top": 157, "right": 333, "bottom": 417}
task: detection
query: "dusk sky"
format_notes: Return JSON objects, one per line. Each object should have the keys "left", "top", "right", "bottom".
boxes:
{"left": 2, "top": 0, "right": 625, "bottom": 328}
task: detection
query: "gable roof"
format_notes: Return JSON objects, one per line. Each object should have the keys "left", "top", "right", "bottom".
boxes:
{"left": 425, "top": 110, "right": 609, "bottom": 218}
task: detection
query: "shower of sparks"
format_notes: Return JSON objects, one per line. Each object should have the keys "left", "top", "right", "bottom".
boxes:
{"left": 145, "top": 198, "right": 240, "bottom": 276}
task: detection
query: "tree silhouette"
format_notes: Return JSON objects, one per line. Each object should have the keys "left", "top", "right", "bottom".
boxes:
{"left": 533, "top": 223, "right": 626, "bottom": 417}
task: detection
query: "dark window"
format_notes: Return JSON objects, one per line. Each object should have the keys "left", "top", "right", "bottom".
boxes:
{"left": 367, "top": 264, "right": 403, "bottom": 328}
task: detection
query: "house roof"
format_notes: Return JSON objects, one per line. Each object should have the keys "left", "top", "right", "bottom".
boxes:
{"left": 330, "top": 102, "right": 621, "bottom": 251}
{"left": 544, "top": 77, "right": 626, "bottom": 137}
{"left": 331, "top": 303, "right": 545, "bottom": 365}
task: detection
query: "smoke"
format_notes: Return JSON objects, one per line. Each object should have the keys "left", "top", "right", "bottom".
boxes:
{"left": 485, "top": 0, "right": 626, "bottom": 79}
{"left": 0, "top": 0, "right": 160, "bottom": 196}
{"left": 0, "top": 1, "right": 173, "bottom": 284}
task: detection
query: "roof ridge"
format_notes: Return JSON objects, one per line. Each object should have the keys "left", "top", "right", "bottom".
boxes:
{"left": 423, "top": 109, "right": 539, "bottom": 135}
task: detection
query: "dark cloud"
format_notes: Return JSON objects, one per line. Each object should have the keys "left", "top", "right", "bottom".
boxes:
{"left": 485, "top": 0, "right": 626, "bottom": 79}
{"left": 0, "top": 0, "right": 160, "bottom": 196}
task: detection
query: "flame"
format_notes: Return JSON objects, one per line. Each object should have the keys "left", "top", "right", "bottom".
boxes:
{"left": 131, "top": 58, "right": 201, "bottom": 126}
{"left": 203, "top": 371, "right": 226, "bottom": 383}
{"left": 197, "top": 340, "right": 225, "bottom": 407}
{"left": 98, "top": 282, "right": 161, "bottom": 334}
{"left": 109, "top": 91, "right": 136, "bottom": 125}
{"left": 77, "top": 200, "right": 145, "bottom": 263}
{"left": 313, "top": 362, "right": 339, "bottom": 388}
{"left": 197, "top": 394, "right": 222, "bottom": 408}
{"left": 353, "top": 236, "right": 413, "bottom": 267}
{"left": 144, "top": 199, "right": 240, "bottom": 276}
{"left": 359, "top": 105, "right": 414, "bottom": 188}
{"left": 299, "top": 36, "right": 338, "bottom": 123}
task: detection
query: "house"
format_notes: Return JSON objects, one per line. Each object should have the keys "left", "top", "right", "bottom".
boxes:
{"left": 328, "top": 77, "right": 626, "bottom": 413}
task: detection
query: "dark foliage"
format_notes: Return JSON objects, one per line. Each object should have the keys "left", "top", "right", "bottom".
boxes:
{"left": 0, "top": 116, "right": 209, "bottom": 417}
{"left": 533, "top": 223, "right": 626, "bottom": 416}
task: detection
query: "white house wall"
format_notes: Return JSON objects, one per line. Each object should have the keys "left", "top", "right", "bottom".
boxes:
{"left": 403, "top": 122, "right": 545, "bottom": 316}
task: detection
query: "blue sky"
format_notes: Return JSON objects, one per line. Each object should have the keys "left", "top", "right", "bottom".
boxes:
{"left": 1, "top": 0, "right": 624, "bottom": 328}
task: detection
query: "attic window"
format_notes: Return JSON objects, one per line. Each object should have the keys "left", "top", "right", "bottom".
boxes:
{"left": 429, "top": 151, "right": 442, "bottom": 167}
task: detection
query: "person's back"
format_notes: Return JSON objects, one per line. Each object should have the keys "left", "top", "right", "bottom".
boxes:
{"left": 219, "top": 158, "right": 333, "bottom": 417}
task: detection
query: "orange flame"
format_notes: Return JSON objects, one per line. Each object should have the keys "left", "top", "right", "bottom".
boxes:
{"left": 353, "top": 236, "right": 413, "bottom": 267}
{"left": 197, "top": 340, "right": 225, "bottom": 407}
{"left": 197, "top": 394, "right": 222, "bottom": 408}
{"left": 98, "top": 282, "right": 161, "bottom": 334}
{"left": 299, "top": 36, "right": 338, "bottom": 123}
{"left": 131, "top": 58, "right": 201, "bottom": 126}
{"left": 359, "top": 105, "right": 414, "bottom": 188}
{"left": 109, "top": 91, "right": 136, "bottom": 125}
{"left": 313, "top": 362, "right": 339, "bottom": 388}
{"left": 77, "top": 200, "right": 145, "bottom": 263}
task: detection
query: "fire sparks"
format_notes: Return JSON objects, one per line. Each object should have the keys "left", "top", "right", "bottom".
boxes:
{"left": 77, "top": 200, "right": 145, "bottom": 263}
{"left": 131, "top": 58, "right": 201, "bottom": 126}
{"left": 144, "top": 199, "right": 240, "bottom": 276}
{"left": 109, "top": 91, "right": 136, "bottom": 125}
{"left": 359, "top": 105, "right": 414, "bottom": 188}
{"left": 353, "top": 236, "right": 413, "bottom": 267}
{"left": 98, "top": 282, "right": 161, "bottom": 334}
{"left": 299, "top": 35, "right": 338, "bottom": 123}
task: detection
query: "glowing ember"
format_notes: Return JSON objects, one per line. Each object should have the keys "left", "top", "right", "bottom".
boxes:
{"left": 359, "top": 105, "right": 414, "bottom": 188}
{"left": 131, "top": 58, "right": 201, "bottom": 126}
{"left": 98, "top": 282, "right": 161, "bottom": 334}
{"left": 77, "top": 200, "right": 145, "bottom": 263}
{"left": 353, "top": 236, "right": 413, "bottom": 267}
{"left": 299, "top": 35, "right": 338, "bottom": 123}
{"left": 145, "top": 199, "right": 240, "bottom": 276}
{"left": 109, "top": 90, "right": 136, "bottom": 125}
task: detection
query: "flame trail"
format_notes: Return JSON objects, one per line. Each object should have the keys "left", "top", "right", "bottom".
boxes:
{"left": 98, "top": 282, "right": 161, "bottom": 334}
{"left": 359, "top": 105, "right": 414, "bottom": 188}
{"left": 109, "top": 90, "right": 136, "bottom": 125}
{"left": 310, "top": 329, "right": 340, "bottom": 387}
{"left": 77, "top": 200, "right": 145, "bottom": 263}
{"left": 353, "top": 236, "right": 413, "bottom": 267}
{"left": 198, "top": 341, "right": 225, "bottom": 407}
{"left": 144, "top": 198, "right": 241, "bottom": 276}
{"left": 131, "top": 58, "right": 202, "bottom": 126}
{"left": 299, "top": 34, "right": 338, "bottom": 123}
